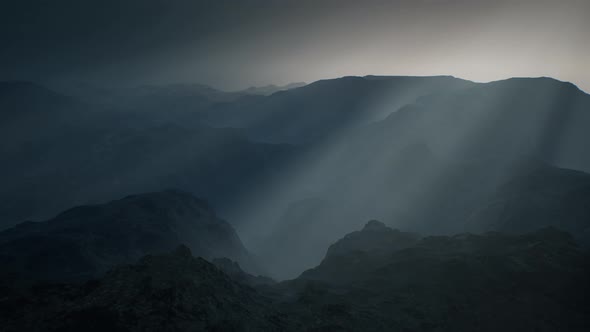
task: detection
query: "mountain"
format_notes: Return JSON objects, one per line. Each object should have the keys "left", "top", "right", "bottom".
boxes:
{"left": 0, "top": 245, "right": 288, "bottom": 332}
{"left": 466, "top": 161, "right": 590, "bottom": 236}
{"left": 3, "top": 76, "right": 590, "bottom": 281}
{"left": 296, "top": 220, "right": 420, "bottom": 283}
{"left": 323, "top": 220, "right": 420, "bottom": 258}
{"left": 2, "top": 226, "right": 588, "bottom": 331}
{"left": 286, "top": 223, "right": 590, "bottom": 331}
{"left": 200, "top": 76, "right": 590, "bottom": 168}
{"left": 200, "top": 75, "right": 475, "bottom": 143}
{"left": 0, "top": 81, "right": 74, "bottom": 119}
{"left": 237, "top": 82, "right": 307, "bottom": 96}
{"left": 243, "top": 77, "right": 590, "bottom": 278}
{"left": 5, "top": 77, "right": 588, "bottom": 226}
{"left": 0, "top": 81, "right": 90, "bottom": 146}
{"left": 0, "top": 190, "right": 258, "bottom": 283}
{"left": 258, "top": 155, "right": 590, "bottom": 279}
{"left": 212, "top": 257, "right": 276, "bottom": 287}
{"left": 375, "top": 77, "right": 590, "bottom": 171}
{"left": 0, "top": 85, "right": 296, "bottom": 227}
{"left": 57, "top": 82, "right": 241, "bottom": 106}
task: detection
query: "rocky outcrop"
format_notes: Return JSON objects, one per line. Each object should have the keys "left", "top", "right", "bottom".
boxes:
{"left": 0, "top": 245, "right": 288, "bottom": 332}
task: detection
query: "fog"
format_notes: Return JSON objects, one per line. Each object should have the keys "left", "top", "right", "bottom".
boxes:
{"left": 219, "top": 77, "right": 590, "bottom": 279}
{"left": 1, "top": 1, "right": 589, "bottom": 281}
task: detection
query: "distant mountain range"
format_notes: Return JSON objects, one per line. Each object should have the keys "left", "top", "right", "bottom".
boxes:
{"left": 236, "top": 82, "right": 307, "bottom": 95}
{"left": 0, "top": 80, "right": 296, "bottom": 226}
{"left": 199, "top": 76, "right": 475, "bottom": 143}
{"left": 1, "top": 75, "right": 590, "bottom": 281}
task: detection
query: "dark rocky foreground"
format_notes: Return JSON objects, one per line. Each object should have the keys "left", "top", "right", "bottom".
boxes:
{"left": 0, "top": 245, "right": 286, "bottom": 332}
{"left": 2, "top": 222, "right": 588, "bottom": 332}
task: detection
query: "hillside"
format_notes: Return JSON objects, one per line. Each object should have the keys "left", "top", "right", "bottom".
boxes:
{"left": 0, "top": 190, "right": 258, "bottom": 282}
{"left": 2, "top": 226, "right": 588, "bottom": 331}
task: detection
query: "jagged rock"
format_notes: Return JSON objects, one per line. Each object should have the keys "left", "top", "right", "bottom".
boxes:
{"left": 287, "top": 226, "right": 590, "bottom": 331}
{"left": 1, "top": 228, "right": 588, "bottom": 331}
{"left": 212, "top": 257, "right": 276, "bottom": 287}
{"left": 324, "top": 220, "right": 420, "bottom": 259}
{"left": 0, "top": 246, "right": 288, "bottom": 332}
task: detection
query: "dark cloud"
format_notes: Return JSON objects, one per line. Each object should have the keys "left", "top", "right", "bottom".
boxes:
{"left": 1, "top": 0, "right": 588, "bottom": 90}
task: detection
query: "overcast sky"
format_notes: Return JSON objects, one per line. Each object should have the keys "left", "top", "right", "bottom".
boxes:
{"left": 1, "top": 0, "right": 589, "bottom": 91}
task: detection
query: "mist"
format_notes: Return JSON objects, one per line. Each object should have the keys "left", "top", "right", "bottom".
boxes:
{"left": 1, "top": 1, "right": 589, "bottom": 330}
{"left": 224, "top": 76, "right": 590, "bottom": 279}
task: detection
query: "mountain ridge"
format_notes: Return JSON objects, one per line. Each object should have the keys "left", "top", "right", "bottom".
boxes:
{"left": 0, "top": 190, "right": 259, "bottom": 283}
{"left": 3, "top": 226, "right": 588, "bottom": 331}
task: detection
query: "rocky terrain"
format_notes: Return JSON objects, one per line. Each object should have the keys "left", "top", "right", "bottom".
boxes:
{"left": 281, "top": 224, "right": 590, "bottom": 331}
{"left": 0, "top": 246, "right": 288, "bottom": 332}
{"left": 1, "top": 222, "right": 588, "bottom": 331}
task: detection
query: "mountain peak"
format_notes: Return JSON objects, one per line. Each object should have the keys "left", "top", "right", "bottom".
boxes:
{"left": 362, "top": 219, "right": 388, "bottom": 231}
{"left": 486, "top": 76, "right": 585, "bottom": 95}
{"left": 320, "top": 222, "right": 421, "bottom": 262}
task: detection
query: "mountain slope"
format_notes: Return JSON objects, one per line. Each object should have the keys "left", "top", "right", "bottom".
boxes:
{"left": 258, "top": 154, "right": 590, "bottom": 279}
{"left": 1, "top": 226, "right": 588, "bottom": 331}
{"left": 248, "top": 77, "right": 590, "bottom": 278}
{"left": 0, "top": 190, "right": 257, "bottom": 282}
{"left": 237, "top": 82, "right": 307, "bottom": 96}
{"left": 0, "top": 121, "right": 295, "bottom": 228}
{"left": 200, "top": 75, "right": 474, "bottom": 143}
{"left": 0, "top": 81, "right": 299, "bottom": 227}
{"left": 377, "top": 77, "right": 590, "bottom": 171}
{"left": 284, "top": 223, "right": 590, "bottom": 331}
{"left": 0, "top": 245, "right": 288, "bottom": 332}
